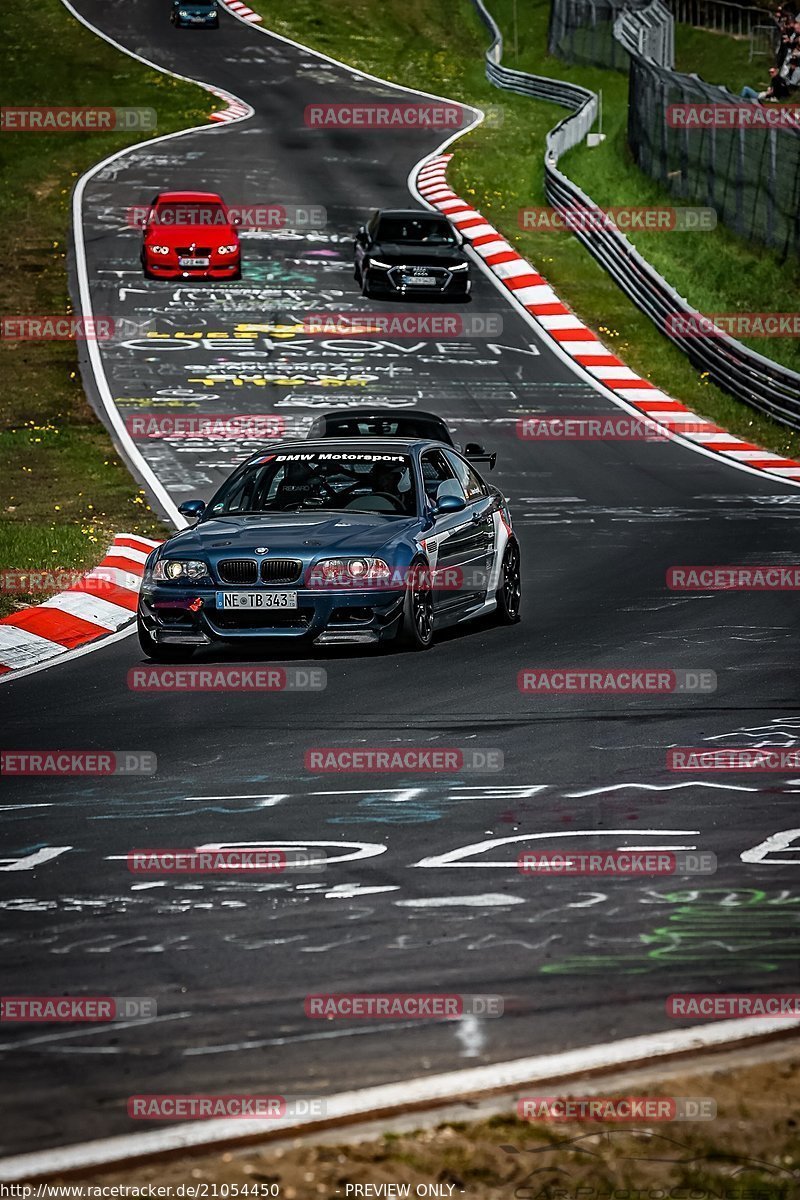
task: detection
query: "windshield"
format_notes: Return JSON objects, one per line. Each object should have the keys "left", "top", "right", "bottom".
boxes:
{"left": 320, "top": 416, "right": 449, "bottom": 441}
{"left": 375, "top": 217, "right": 457, "bottom": 245}
{"left": 206, "top": 452, "right": 418, "bottom": 518}
{"left": 150, "top": 202, "right": 227, "bottom": 226}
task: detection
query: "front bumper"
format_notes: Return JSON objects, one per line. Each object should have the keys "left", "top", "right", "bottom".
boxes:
{"left": 139, "top": 585, "right": 406, "bottom": 647}
{"left": 174, "top": 15, "right": 219, "bottom": 26}
{"left": 143, "top": 257, "right": 239, "bottom": 279}
{"left": 364, "top": 268, "right": 470, "bottom": 297}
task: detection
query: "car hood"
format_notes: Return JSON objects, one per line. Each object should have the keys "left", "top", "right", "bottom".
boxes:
{"left": 161, "top": 512, "right": 421, "bottom": 559}
{"left": 372, "top": 242, "right": 467, "bottom": 266}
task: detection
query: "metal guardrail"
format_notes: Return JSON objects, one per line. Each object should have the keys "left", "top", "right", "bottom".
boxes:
{"left": 615, "top": 0, "right": 674, "bottom": 65}
{"left": 470, "top": 0, "right": 800, "bottom": 430}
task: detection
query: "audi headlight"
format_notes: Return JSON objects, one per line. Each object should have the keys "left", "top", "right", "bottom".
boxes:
{"left": 153, "top": 559, "right": 208, "bottom": 581}
{"left": 308, "top": 557, "right": 392, "bottom": 588}
{"left": 366, "top": 258, "right": 392, "bottom": 270}
{"left": 217, "top": 244, "right": 238, "bottom": 255}
{"left": 449, "top": 262, "right": 469, "bottom": 271}
{"left": 149, "top": 245, "right": 170, "bottom": 255}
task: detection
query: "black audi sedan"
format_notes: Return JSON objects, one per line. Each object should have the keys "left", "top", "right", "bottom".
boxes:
{"left": 353, "top": 209, "right": 471, "bottom": 299}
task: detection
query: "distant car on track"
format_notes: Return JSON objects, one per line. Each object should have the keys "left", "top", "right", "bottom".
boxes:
{"left": 140, "top": 190, "right": 240, "bottom": 280}
{"left": 137, "top": 439, "right": 520, "bottom": 660}
{"left": 354, "top": 209, "right": 471, "bottom": 299}
{"left": 171, "top": 0, "right": 220, "bottom": 27}
{"left": 305, "top": 408, "right": 497, "bottom": 469}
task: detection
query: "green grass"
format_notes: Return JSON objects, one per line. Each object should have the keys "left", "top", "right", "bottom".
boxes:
{"left": 675, "top": 22, "right": 764, "bottom": 93}
{"left": 255, "top": 0, "right": 800, "bottom": 462}
{"left": 0, "top": 0, "right": 212, "bottom": 617}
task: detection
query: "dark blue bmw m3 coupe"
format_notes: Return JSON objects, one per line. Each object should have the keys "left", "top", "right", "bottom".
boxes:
{"left": 137, "top": 439, "right": 521, "bottom": 660}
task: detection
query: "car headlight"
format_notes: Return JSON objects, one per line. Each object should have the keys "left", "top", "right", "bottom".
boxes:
{"left": 179, "top": 9, "right": 190, "bottom": 15}
{"left": 153, "top": 559, "right": 208, "bottom": 581}
{"left": 217, "top": 244, "right": 238, "bottom": 255}
{"left": 308, "top": 557, "right": 392, "bottom": 588}
{"left": 148, "top": 245, "right": 170, "bottom": 255}
{"left": 366, "top": 258, "right": 392, "bottom": 270}
{"left": 449, "top": 262, "right": 469, "bottom": 271}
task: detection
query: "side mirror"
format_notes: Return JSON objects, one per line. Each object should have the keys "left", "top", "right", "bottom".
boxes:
{"left": 178, "top": 499, "right": 206, "bottom": 520}
{"left": 230, "top": 215, "right": 242, "bottom": 226}
{"left": 434, "top": 494, "right": 467, "bottom": 515}
{"left": 465, "top": 442, "right": 486, "bottom": 455}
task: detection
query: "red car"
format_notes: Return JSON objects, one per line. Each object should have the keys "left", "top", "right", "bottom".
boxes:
{"left": 140, "top": 190, "right": 241, "bottom": 280}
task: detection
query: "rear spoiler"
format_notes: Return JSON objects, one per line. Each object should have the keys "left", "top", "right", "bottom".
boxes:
{"left": 466, "top": 451, "right": 497, "bottom": 471}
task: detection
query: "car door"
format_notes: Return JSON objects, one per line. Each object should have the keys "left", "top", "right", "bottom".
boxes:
{"left": 443, "top": 449, "right": 497, "bottom": 605}
{"left": 419, "top": 449, "right": 483, "bottom": 615}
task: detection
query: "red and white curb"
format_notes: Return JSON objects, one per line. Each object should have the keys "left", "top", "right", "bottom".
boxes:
{"left": 416, "top": 155, "right": 800, "bottom": 485}
{"left": 0, "top": 534, "right": 159, "bottom": 677}
{"left": 219, "top": 0, "right": 262, "bottom": 22}
{"left": 208, "top": 83, "right": 253, "bottom": 123}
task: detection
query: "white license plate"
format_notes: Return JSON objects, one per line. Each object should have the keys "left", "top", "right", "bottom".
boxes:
{"left": 179, "top": 257, "right": 210, "bottom": 267}
{"left": 402, "top": 274, "right": 437, "bottom": 286}
{"left": 216, "top": 591, "right": 298, "bottom": 610}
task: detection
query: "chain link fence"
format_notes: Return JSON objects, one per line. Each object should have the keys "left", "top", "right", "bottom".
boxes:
{"left": 628, "top": 57, "right": 800, "bottom": 256}
{"left": 549, "top": 0, "right": 674, "bottom": 67}
{"left": 549, "top": 0, "right": 800, "bottom": 257}
{"left": 548, "top": 0, "right": 634, "bottom": 68}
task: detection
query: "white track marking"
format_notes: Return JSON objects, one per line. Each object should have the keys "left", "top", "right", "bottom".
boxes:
{"left": 196, "top": 840, "right": 387, "bottom": 864}
{"left": 0, "top": 847, "right": 71, "bottom": 872}
{"left": 414, "top": 830, "right": 700, "bottom": 868}
{"left": 741, "top": 829, "right": 800, "bottom": 864}
{"left": 565, "top": 782, "right": 760, "bottom": 797}
{"left": 396, "top": 894, "right": 525, "bottom": 907}
{"left": 1, "top": 1017, "right": 797, "bottom": 1180}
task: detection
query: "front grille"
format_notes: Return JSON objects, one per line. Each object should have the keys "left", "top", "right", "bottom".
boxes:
{"left": 211, "top": 608, "right": 313, "bottom": 630}
{"left": 218, "top": 558, "right": 257, "bottom": 585}
{"left": 388, "top": 265, "right": 450, "bottom": 289}
{"left": 260, "top": 558, "right": 302, "bottom": 584}
{"left": 176, "top": 246, "right": 212, "bottom": 255}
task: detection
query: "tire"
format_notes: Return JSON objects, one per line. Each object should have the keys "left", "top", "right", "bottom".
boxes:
{"left": 137, "top": 611, "right": 196, "bottom": 662}
{"left": 495, "top": 539, "right": 521, "bottom": 624}
{"left": 398, "top": 560, "right": 434, "bottom": 650}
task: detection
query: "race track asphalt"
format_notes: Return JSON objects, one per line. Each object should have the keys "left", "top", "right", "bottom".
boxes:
{"left": 0, "top": 0, "right": 798, "bottom": 1156}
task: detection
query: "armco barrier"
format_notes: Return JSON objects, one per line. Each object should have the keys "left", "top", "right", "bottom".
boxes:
{"left": 471, "top": 0, "right": 800, "bottom": 431}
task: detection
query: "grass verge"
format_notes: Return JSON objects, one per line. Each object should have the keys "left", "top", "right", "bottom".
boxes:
{"left": 51, "top": 1051, "right": 800, "bottom": 1195}
{"left": 253, "top": 0, "right": 800, "bottom": 463}
{"left": 0, "top": 0, "right": 211, "bottom": 618}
